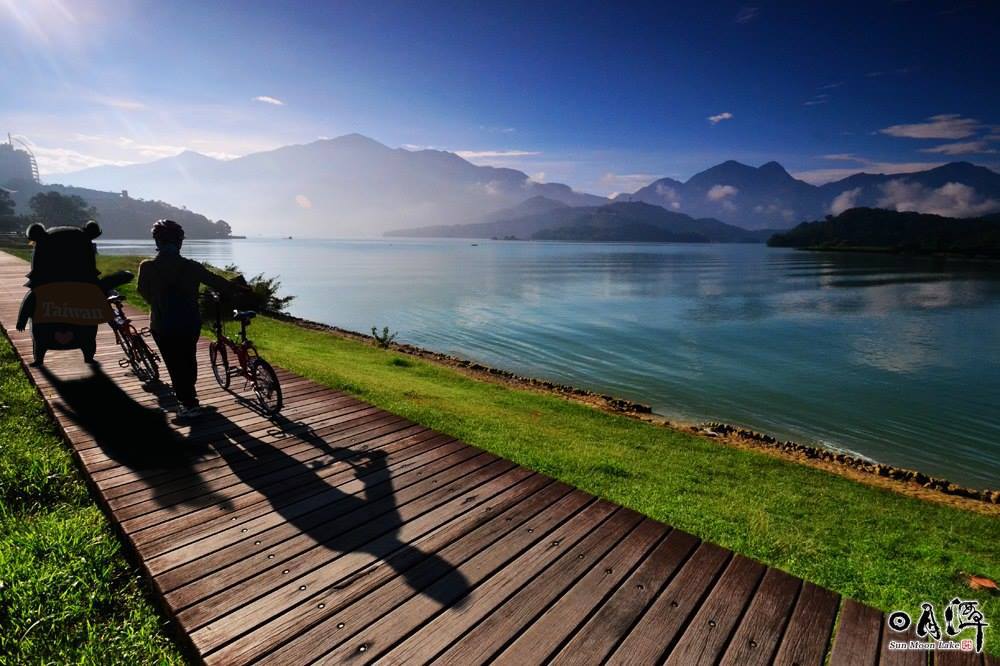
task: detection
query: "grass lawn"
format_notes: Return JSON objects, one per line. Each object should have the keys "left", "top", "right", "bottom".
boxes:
{"left": 3, "top": 248, "right": 999, "bottom": 658}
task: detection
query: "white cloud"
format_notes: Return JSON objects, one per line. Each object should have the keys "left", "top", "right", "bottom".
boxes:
{"left": 830, "top": 187, "right": 863, "bottom": 215}
{"left": 879, "top": 114, "right": 981, "bottom": 139}
{"left": 29, "top": 146, "right": 132, "bottom": 174}
{"left": 253, "top": 96, "right": 285, "bottom": 106}
{"left": 735, "top": 6, "right": 759, "bottom": 23}
{"left": 707, "top": 184, "right": 738, "bottom": 201}
{"left": 455, "top": 150, "right": 541, "bottom": 159}
{"left": 707, "top": 112, "right": 734, "bottom": 125}
{"left": 529, "top": 172, "right": 546, "bottom": 182}
{"left": 89, "top": 95, "right": 147, "bottom": 111}
{"left": 919, "top": 140, "right": 997, "bottom": 155}
{"left": 819, "top": 82, "right": 845, "bottom": 90}
{"left": 599, "top": 172, "right": 658, "bottom": 192}
{"left": 793, "top": 155, "right": 944, "bottom": 185}
{"left": 294, "top": 194, "right": 312, "bottom": 209}
{"left": 754, "top": 202, "right": 796, "bottom": 221}
{"left": 877, "top": 180, "right": 1000, "bottom": 218}
{"left": 654, "top": 183, "right": 682, "bottom": 208}
{"left": 803, "top": 94, "right": 831, "bottom": 106}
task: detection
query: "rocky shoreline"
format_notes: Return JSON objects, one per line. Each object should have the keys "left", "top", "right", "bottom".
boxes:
{"left": 270, "top": 310, "right": 999, "bottom": 507}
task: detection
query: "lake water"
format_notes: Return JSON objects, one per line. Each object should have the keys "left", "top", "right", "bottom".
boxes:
{"left": 97, "top": 238, "right": 1000, "bottom": 489}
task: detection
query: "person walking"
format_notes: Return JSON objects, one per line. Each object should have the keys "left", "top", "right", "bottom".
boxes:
{"left": 137, "top": 219, "right": 246, "bottom": 418}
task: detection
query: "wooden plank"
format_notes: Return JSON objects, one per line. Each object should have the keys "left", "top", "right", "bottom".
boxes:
{"left": 664, "top": 554, "right": 767, "bottom": 666}
{"left": 208, "top": 477, "right": 573, "bottom": 666}
{"left": 377, "top": 507, "right": 645, "bottom": 664}
{"left": 247, "top": 490, "right": 596, "bottom": 666}
{"left": 829, "top": 598, "right": 883, "bottom": 666}
{"left": 548, "top": 528, "right": 700, "bottom": 666}
{"left": 720, "top": 567, "right": 802, "bottom": 665}
{"left": 605, "top": 542, "right": 732, "bottom": 664}
{"left": 880, "top": 614, "right": 926, "bottom": 666}
{"left": 448, "top": 518, "right": 667, "bottom": 665}
{"left": 772, "top": 581, "right": 841, "bottom": 666}
{"left": 152, "top": 448, "right": 503, "bottom": 599}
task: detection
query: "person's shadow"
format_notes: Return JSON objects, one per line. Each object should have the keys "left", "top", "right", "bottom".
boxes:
{"left": 41, "top": 364, "right": 470, "bottom": 608}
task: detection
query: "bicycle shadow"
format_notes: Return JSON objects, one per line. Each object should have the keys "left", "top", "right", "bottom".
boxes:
{"left": 39, "top": 365, "right": 234, "bottom": 513}
{"left": 182, "top": 396, "right": 471, "bottom": 609}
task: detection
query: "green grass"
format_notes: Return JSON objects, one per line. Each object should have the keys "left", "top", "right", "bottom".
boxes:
{"left": 0, "top": 316, "right": 183, "bottom": 662}
{"left": 3, "top": 249, "right": 999, "bottom": 657}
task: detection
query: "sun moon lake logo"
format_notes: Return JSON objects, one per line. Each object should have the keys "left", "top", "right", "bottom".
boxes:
{"left": 886, "top": 598, "right": 988, "bottom": 654}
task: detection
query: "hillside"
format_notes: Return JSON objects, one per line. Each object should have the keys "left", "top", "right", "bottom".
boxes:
{"left": 767, "top": 207, "right": 1000, "bottom": 256}
{"left": 619, "top": 161, "right": 1000, "bottom": 230}
{"left": 388, "top": 200, "right": 772, "bottom": 243}
{"left": 61, "top": 134, "right": 605, "bottom": 237}
{"left": 4, "top": 180, "right": 233, "bottom": 239}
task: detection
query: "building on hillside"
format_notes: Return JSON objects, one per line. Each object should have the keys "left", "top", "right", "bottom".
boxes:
{"left": 0, "top": 135, "right": 40, "bottom": 187}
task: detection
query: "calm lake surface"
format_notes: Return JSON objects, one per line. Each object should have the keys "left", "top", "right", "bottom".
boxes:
{"left": 98, "top": 238, "right": 1000, "bottom": 489}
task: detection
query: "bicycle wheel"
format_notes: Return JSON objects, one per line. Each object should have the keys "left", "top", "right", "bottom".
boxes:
{"left": 248, "top": 358, "right": 282, "bottom": 414}
{"left": 210, "top": 341, "right": 230, "bottom": 388}
{"left": 130, "top": 335, "right": 160, "bottom": 382}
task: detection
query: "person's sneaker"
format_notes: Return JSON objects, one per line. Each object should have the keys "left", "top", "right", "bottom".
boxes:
{"left": 177, "top": 404, "right": 203, "bottom": 419}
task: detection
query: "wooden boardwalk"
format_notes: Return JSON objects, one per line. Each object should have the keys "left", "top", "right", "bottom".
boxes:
{"left": 0, "top": 251, "right": 992, "bottom": 665}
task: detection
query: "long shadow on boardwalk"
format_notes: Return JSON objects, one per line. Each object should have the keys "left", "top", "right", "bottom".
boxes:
{"left": 41, "top": 365, "right": 470, "bottom": 607}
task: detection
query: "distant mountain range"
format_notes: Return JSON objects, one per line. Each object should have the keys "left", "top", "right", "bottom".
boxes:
{"left": 387, "top": 197, "right": 773, "bottom": 243}
{"left": 617, "top": 161, "right": 1000, "bottom": 230}
{"left": 59, "top": 133, "right": 1000, "bottom": 235}
{"left": 768, "top": 207, "right": 1000, "bottom": 257}
{"left": 61, "top": 134, "right": 604, "bottom": 237}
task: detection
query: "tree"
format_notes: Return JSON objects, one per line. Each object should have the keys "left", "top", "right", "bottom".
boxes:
{"left": 0, "top": 188, "right": 22, "bottom": 233}
{"left": 29, "top": 191, "right": 97, "bottom": 227}
{"left": 214, "top": 219, "right": 232, "bottom": 237}
{"left": 0, "top": 189, "right": 14, "bottom": 218}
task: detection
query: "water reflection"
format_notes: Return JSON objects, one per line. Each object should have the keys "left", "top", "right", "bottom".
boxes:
{"left": 98, "top": 239, "right": 1000, "bottom": 489}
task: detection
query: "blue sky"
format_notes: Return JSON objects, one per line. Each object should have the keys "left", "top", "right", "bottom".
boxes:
{"left": 2, "top": 0, "right": 998, "bottom": 195}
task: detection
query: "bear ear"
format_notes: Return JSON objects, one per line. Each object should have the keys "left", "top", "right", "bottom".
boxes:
{"left": 26, "top": 223, "right": 47, "bottom": 242}
{"left": 83, "top": 221, "right": 102, "bottom": 239}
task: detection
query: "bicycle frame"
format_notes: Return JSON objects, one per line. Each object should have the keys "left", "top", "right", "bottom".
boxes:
{"left": 212, "top": 296, "right": 259, "bottom": 378}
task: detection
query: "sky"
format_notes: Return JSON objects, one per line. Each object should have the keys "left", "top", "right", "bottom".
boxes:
{"left": 2, "top": 0, "right": 999, "bottom": 196}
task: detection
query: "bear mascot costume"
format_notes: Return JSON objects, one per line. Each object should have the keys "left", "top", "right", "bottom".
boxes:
{"left": 15, "top": 221, "right": 133, "bottom": 366}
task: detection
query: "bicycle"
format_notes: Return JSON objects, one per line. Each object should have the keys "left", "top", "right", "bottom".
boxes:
{"left": 107, "top": 291, "right": 161, "bottom": 382}
{"left": 207, "top": 290, "right": 283, "bottom": 414}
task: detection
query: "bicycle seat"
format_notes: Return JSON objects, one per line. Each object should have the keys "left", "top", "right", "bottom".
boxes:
{"left": 233, "top": 310, "right": 257, "bottom": 322}
{"left": 107, "top": 292, "right": 123, "bottom": 303}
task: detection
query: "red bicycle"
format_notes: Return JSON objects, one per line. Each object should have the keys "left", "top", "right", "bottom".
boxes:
{"left": 207, "top": 290, "right": 283, "bottom": 414}
{"left": 107, "top": 291, "right": 161, "bottom": 382}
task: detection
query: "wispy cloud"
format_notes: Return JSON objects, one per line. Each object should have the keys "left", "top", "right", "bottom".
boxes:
{"left": 919, "top": 140, "right": 997, "bottom": 155}
{"left": 455, "top": 149, "right": 541, "bottom": 158}
{"left": 707, "top": 112, "right": 733, "bottom": 125}
{"left": 879, "top": 114, "right": 981, "bottom": 139}
{"left": 803, "top": 94, "right": 831, "bottom": 106}
{"left": 90, "top": 95, "right": 147, "bottom": 111}
{"left": 599, "top": 172, "right": 659, "bottom": 193}
{"left": 707, "top": 184, "right": 739, "bottom": 201}
{"left": 878, "top": 180, "right": 1000, "bottom": 217}
{"left": 818, "top": 82, "right": 845, "bottom": 90}
{"left": 793, "top": 156, "right": 944, "bottom": 185}
{"left": 734, "top": 6, "right": 759, "bottom": 23}
{"left": 479, "top": 125, "right": 516, "bottom": 133}
{"left": 253, "top": 95, "right": 286, "bottom": 106}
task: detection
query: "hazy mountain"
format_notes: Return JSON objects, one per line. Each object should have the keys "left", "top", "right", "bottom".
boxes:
{"left": 388, "top": 200, "right": 772, "bottom": 243}
{"left": 62, "top": 134, "right": 605, "bottom": 237}
{"left": 618, "top": 161, "right": 1000, "bottom": 230}
{"left": 768, "top": 207, "right": 1000, "bottom": 256}
{"left": 4, "top": 180, "right": 232, "bottom": 239}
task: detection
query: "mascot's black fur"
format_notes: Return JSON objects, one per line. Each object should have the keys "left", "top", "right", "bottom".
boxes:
{"left": 15, "top": 221, "right": 132, "bottom": 366}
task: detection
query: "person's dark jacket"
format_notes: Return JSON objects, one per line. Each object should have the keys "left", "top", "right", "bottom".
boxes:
{"left": 137, "top": 252, "right": 233, "bottom": 335}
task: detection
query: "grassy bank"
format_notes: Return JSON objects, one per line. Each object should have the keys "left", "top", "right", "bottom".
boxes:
{"left": 3, "top": 249, "right": 1000, "bottom": 657}
{"left": 0, "top": 312, "right": 182, "bottom": 661}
